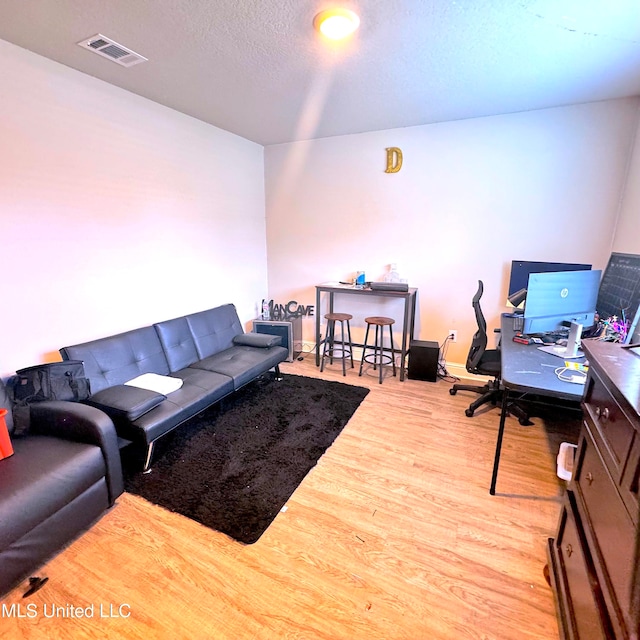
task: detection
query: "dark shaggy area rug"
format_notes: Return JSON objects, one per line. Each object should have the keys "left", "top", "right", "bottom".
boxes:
{"left": 124, "top": 373, "right": 369, "bottom": 544}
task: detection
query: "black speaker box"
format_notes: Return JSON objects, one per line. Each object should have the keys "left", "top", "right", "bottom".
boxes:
{"left": 408, "top": 340, "right": 439, "bottom": 382}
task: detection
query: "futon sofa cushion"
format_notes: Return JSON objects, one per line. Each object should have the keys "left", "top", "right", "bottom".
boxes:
{"left": 192, "top": 345, "right": 288, "bottom": 390}
{"left": 153, "top": 305, "right": 250, "bottom": 371}
{"left": 154, "top": 306, "right": 288, "bottom": 389}
{"left": 153, "top": 316, "right": 199, "bottom": 373}
{"left": 186, "top": 304, "right": 244, "bottom": 357}
{"left": 116, "top": 368, "right": 234, "bottom": 445}
{"left": 61, "top": 326, "right": 170, "bottom": 394}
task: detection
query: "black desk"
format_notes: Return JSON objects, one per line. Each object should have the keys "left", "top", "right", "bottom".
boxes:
{"left": 490, "top": 315, "right": 586, "bottom": 494}
{"left": 315, "top": 283, "right": 418, "bottom": 381}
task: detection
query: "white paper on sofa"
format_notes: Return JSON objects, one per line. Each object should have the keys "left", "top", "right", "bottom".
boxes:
{"left": 124, "top": 373, "right": 183, "bottom": 395}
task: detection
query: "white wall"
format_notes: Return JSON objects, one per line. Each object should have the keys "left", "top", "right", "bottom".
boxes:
{"left": 265, "top": 99, "right": 639, "bottom": 369}
{"left": 613, "top": 105, "right": 640, "bottom": 254}
{"left": 0, "top": 40, "right": 267, "bottom": 376}
{"left": 3, "top": 36, "right": 637, "bottom": 378}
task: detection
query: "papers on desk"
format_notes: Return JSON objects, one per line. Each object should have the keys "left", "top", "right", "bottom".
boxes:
{"left": 324, "top": 281, "right": 358, "bottom": 288}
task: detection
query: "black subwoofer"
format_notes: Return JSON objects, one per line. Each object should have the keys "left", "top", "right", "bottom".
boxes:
{"left": 408, "top": 340, "right": 439, "bottom": 382}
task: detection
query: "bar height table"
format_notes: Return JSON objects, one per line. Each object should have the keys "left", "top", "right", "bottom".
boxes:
{"left": 315, "top": 283, "right": 418, "bottom": 381}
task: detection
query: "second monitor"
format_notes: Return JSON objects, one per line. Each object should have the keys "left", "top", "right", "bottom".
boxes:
{"left": 508, "top": 260, "right": 591, "bottom": 298}
{"left": 523, "top": 269, "right": 602, "bottom": 334}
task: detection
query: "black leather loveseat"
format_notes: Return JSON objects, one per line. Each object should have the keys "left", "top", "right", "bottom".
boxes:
{"left": 0, "top": 380, "right": 123, "bottom": 598}
{"left": 61, "top": 303, "right": 288, "bottom": 471}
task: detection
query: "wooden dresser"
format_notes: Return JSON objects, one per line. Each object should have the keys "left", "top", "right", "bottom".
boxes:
{"left": 548, "top": 340, "right": 640, "bottom": 639}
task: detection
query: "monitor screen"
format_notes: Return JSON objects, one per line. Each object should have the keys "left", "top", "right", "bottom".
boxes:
{"left": 508, "top": 260, "right": 592, "bottom": 297}
{"left": 523, "top": 269, "right": 602, "bottom": 334}
{"left": 630, "top": 315, "right": 640, "bottom": 345}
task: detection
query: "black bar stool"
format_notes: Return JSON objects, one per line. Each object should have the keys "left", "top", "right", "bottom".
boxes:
{"left": 320, "top": 313, "right": 354, "bottom": 376}
{"left": 359, "top": 316, "right": 396, "bottom": 384}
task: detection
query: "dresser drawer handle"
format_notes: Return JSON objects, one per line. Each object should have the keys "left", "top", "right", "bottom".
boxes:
{"left": 595, "top": 406, "right": 610, "bottom": 420}
{"left": 565, "top": 544, "right": 573, "bottom": 557}
{"left": 585, "top": 472, "right": 594, "bottom": 485}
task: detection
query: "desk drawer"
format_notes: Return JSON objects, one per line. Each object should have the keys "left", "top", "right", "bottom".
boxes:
{"left": 551, "top": 495, "right": 610, "bottom": 640}
{"left": 621, "top": 434, "right": 640, "bottom": 527}
{"left": 575, "top": 428, "right": 635, "bottom": 633}
{"left": 584, "top": 369, "right": 634, "bottom": 475}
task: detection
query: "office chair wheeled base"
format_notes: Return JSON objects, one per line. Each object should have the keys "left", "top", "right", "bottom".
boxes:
{"left": 505, "top": 398, "right": 533, "bottom": 426}
{"left": 450, "top": 379, "right": 500, "bottom": 418}
{"left": 450, "top": 380, "right": 531, "bottom": 425}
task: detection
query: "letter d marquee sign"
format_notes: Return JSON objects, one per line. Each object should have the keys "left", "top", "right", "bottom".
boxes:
{"left": 385, "top": 147, "right": 403, "bottom": 173}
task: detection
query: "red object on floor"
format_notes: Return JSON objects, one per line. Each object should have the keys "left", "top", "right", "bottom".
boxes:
{"left": 0, "top": 408, "right": 14, "bottom": 460}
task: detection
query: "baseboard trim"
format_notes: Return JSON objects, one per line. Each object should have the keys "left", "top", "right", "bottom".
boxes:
{"left": 443, "top": 362, "right": 492, "bottom": 383}
{"left": 299, "top": 347, "right": 493, "bottom": 384}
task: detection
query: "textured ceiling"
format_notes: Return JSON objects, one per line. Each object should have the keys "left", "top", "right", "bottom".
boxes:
{"left": 1, "top": 0, "right": 640, "bottom": 146}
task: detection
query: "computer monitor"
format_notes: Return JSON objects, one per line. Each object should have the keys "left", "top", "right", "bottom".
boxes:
{"left": 626, "top": 307, "right": 640, "bottom": 345}
{"left": 523, "top": 269, "right": 602, "bottom": 334}
{"left": 508, "top": 260, "right": 592, "bottom": 299}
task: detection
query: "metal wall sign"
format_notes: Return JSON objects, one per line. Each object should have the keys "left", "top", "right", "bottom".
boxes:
{"left": 268, "top": 300, "right": 315, "bottom": 319}
{"left": 385, "top": 147, "right": 403, "bottom": 173}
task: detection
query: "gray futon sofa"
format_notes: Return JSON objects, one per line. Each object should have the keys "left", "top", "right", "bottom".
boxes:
{"left": 61, "top": 303, "right": 288, "bottom": 471}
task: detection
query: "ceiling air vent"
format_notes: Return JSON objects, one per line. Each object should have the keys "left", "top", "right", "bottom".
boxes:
{"left": 77, "top": 34, "right": 147, "bottom": 68}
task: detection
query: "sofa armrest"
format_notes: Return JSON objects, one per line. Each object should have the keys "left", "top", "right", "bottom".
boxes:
{"left": 29, "top": 401, "right": 124, "bottom": 505}
{"left": 232, "top": 332, "right": 282, "bottom": 348}
{"left": 86, "top": 385, "right": 166, "bottom": 420}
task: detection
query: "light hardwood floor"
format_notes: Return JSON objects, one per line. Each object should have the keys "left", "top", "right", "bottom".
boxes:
{"left": 0, "top": 355, "right": 580, "bottom": 639}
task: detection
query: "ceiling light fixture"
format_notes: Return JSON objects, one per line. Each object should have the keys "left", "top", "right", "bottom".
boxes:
{"left": 314, "top": 8, "right": 360, "bottom": 40}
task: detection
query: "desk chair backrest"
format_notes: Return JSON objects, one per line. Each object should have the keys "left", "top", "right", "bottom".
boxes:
{"left": 466, "top": 280, "right": 489, "bottom": 374}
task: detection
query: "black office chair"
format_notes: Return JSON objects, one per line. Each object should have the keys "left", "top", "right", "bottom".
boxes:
{"left": 450, "top": 281, "right": 529, "bottom": 424}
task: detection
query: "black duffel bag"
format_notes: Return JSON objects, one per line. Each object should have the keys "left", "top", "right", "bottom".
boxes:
{"left": 13, "top": 360, "right": 91, "bottom": 404}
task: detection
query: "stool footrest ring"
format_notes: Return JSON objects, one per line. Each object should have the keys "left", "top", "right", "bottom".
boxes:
{"left": 362, "top": 352, "right": 393, "bottom": 366}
